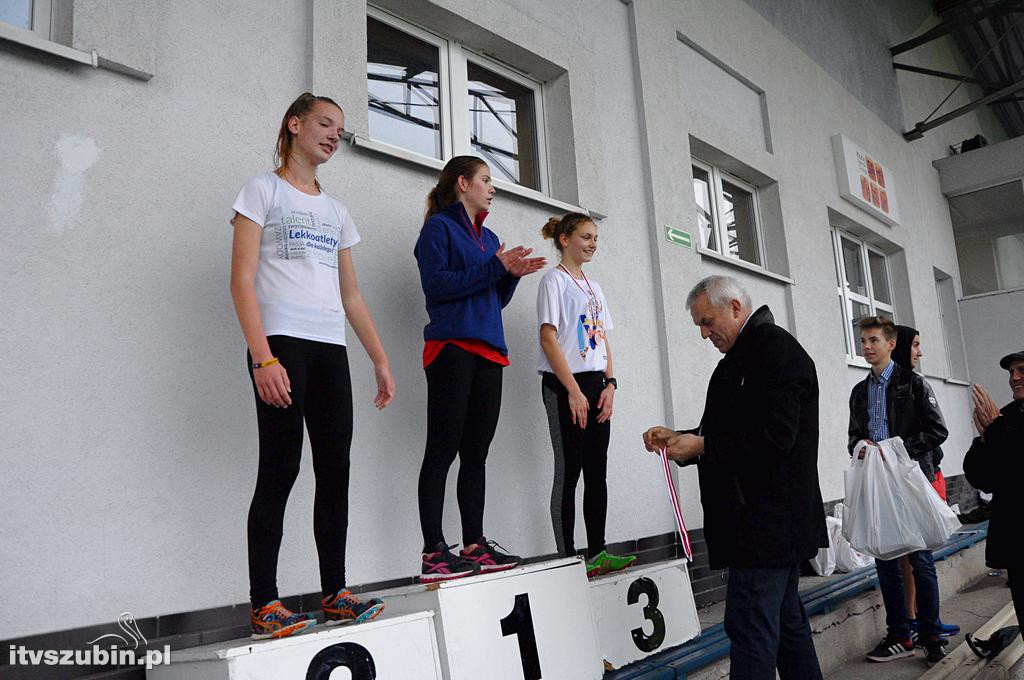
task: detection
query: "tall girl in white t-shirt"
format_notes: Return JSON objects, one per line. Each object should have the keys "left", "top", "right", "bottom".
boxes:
{"left": 230, "top": 93, "right": 395, "bottom": 640}
{"left": 537, "top": 213, "right": 636, "bottom": 578}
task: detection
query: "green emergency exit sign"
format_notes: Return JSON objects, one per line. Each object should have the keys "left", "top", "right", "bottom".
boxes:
{"left": 664, "top": 225, "right": 693, "bottom": 248}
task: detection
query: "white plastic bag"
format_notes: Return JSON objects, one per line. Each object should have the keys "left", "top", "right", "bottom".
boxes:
{"left": 808, "top": 533, "right": 836, "bottom": 576}
{"left": 842, "top": 437, "right": 961, "bottom": 560}
{"left": 830, "top": 506, "right": 872, "bottom": 572}
{"left": 880, "top": 438, "right": 961, "bottom": 547}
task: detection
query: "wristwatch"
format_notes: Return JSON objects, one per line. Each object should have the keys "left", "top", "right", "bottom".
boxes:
{"left": 604, "top": 377, "right": 618, "bottom": 389}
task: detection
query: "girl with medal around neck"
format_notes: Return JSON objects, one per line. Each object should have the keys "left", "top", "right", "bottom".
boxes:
{"left": 230, "top": 93, "right": 394, "bottom": 639}
{"left": 537, "top": 213, "right": 636, "bottom": 578}
{"left": 414, "top": 156, "right": 546, "bottom": 582}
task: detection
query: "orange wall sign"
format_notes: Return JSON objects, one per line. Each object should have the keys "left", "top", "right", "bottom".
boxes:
{"left": 831, "top": 134, "right": 899, "bottom": 226}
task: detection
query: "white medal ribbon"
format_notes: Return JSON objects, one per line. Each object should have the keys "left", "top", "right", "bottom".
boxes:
{"left": 659, "top": 446, "right": 693, "bottom": 561}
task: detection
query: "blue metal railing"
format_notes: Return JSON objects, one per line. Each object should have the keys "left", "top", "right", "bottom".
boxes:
{"left": 605, "top": 523, "right": 988, "bottom": 679}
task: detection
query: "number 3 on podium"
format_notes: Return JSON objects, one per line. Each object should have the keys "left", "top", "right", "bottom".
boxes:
{"left": 628, "top": 577, "right": 666, "bottom": 652}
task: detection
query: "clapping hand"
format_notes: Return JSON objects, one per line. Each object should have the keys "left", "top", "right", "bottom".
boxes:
{"left": 972, "top": 384, "right": 1000, "bottom": 438}
{"left": 496, "top": 243, "right": 546, "bottom": 277}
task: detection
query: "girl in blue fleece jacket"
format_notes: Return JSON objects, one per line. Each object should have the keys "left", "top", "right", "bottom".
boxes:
{"left": 413, "top": 156, "right": 545, "bottom": 582}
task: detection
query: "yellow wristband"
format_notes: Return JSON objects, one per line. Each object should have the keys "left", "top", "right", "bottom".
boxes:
{"left": 252, "top": 357, "right": 280, "bottom": 370}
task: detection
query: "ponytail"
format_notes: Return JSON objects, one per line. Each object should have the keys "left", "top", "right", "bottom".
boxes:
{"left": 424, "top": 155, "right": 488, "bottom": 221}
{"left": 540, "top": 212, "right": 592, "bottom": 252}
{"left": 274, "top": 92, "right": 344, "bottom": 179}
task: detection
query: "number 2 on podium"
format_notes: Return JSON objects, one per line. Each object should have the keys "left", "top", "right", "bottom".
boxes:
{"left": 306, "top": 641, "right": 376, "bottom": 680}
{"left": 500, "top": 592, "right": 542, "bottom": 679}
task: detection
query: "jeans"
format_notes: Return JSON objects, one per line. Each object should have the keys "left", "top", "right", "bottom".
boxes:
{"left": 875, "top": 549, "right": 940, "bottom": 640}
{"left": 724, "top": 564, "right": 823, "bottom": 680}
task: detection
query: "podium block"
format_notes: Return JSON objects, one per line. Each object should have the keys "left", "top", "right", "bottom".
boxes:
{"left": 383, "top": 557, "right": 603, "bottom": 680}
{"left": 147, "top": 611, "right": 442, "bottom": 680}
{"left": 588, "top": 559, "right": 700, "bottom": 668}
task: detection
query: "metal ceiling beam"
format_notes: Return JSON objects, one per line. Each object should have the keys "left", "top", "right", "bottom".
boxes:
{"left": 904, "top": 76, "right": 1024, "bottom": 139}
{"left": 890, "top": 0, "right": 1024, "bottom": 56}
{"left": 892, "top": 62, "right": 1005, "bottom": 88}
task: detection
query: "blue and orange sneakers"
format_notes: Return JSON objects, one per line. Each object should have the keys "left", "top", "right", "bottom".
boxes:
{"left": 321, "top": 589, "right": 385, "bottom": 626}
{"left": 460, "top": 537, "right": 520, "bottom": 573}
{"left": 250, "top": 600, "right": 316, "bottom": 640}
{"left": 421, "top": 542, "right": 479, "bottom": 583}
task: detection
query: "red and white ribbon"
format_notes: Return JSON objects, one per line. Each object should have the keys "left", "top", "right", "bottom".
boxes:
{"left": 659, "top": 446, "right": 693, "bottom": 561}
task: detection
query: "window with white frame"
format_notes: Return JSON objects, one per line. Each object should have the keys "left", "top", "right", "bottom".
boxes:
{"left": 692, "top": 159, "right": 764, "bottom": 266}
{"left": 934, "top": 269, "right": 968, "bottom": 380}
{"left": 831, "top": 229, "right": 895, "bottom": 358}
{"left": 1, "top": 0, "right": 54, "bottom": 39}
{"left": 366, "top": 9, "right": 547, "bottom": 192}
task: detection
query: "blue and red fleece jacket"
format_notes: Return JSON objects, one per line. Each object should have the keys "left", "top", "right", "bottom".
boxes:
{"left": 414, "top": 202, "right": 519, "bottom": 356}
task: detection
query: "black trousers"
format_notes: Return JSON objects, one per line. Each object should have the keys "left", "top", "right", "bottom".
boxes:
{"left": 246, "top": 335, "right": 353, "bottom": 609}
{"left": 418, "top": 344, "right": 503, "bottom": 551}
{"left": 541, "top": 371, "right": 610, "bottom": 559}
{"left": 1011, "top": 567, "right": 1024, "bottom": 630}
{"left": 724, "top": 564, "right": 823, "bottom": 680}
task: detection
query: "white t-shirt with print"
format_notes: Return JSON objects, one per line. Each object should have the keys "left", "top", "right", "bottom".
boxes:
{"left": 232, "top": 172, "right": 360, "bottom": 345}
{"left": 537, "top": 267, "right": 614, "bottom": 374}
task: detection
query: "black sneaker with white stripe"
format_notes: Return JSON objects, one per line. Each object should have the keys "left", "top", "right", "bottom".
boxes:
{"left": 866, "top": 635, "right": 915, "bottom": 662}
{"left": 924, "top": 639, "right": 947, "bottom": 665}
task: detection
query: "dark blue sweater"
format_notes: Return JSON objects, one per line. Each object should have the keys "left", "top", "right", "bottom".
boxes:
{"left": 414, "top": 203, "right": 519, "bottom": 354}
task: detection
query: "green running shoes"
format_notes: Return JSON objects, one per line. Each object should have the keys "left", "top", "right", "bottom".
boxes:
{"left": 586, "top": 550, "right": 637, "bottom": 578}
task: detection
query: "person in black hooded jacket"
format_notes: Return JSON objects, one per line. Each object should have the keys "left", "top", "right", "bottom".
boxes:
{"left": 891, "top": 325, "right": 960, "bottom": 642}
{"left": 643, "top": 275, "right": 826, "bottom": 680}
{"left": 892, "top": 325, "right": 946, "bottom": 490}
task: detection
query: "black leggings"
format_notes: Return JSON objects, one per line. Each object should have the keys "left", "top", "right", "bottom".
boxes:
{"left": 246, "top": 335, "right": 353, "bottom": 608}
{"left": 418, "top": 344, "right": 503, "bottom": 551}
{"left": 542, "top": 371, "right": 610, "bottom": 559}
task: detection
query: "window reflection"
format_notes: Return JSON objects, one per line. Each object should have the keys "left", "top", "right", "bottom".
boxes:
{"left": 851, "top": 300, "right": 870, "bottom": 356}
{"left": 841, "top": 238, "right": 866, "bottom": 295}
{"left": 721, "top": 180, "right": 760, "bottom": 265}
{"left": 0, "top": 1, "right": 32, "bottom": 29}
{"left": 367, "top": 17, "right": 442, "bottom": 159}
{"left": 693, "top": 166, "right": 716, "bottom": 251}
{"left": 467, "top": 62, "right": 539, "bottom": 189}
{"left": 868, "top": 251, "right": 891, "bottom": 304}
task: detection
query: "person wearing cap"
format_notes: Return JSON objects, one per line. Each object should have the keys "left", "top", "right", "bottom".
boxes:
{"left": 964, "top": 350, "right": 1024, "bottom": 630}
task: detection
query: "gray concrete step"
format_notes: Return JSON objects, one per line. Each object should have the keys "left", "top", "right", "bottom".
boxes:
{"left": 827, "top": 571, "right": 1013, "bottom": 679}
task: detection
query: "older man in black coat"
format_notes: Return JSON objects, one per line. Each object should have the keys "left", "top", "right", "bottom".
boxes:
{"left": 964, "top": 350, "right": 1024, "bottom": 630}
{"left": 644, "top": 275, "right": 827, "bottom": 680}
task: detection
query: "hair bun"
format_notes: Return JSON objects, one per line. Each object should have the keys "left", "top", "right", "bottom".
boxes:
{"left": 541, "top": 217, "right": 561, "bottom": 239}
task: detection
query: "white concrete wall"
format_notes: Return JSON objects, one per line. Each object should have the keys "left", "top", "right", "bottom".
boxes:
{"left": 960, "top": 290, "right": 1024, "bottom": 406}
{"left": 0, "top": 0, "right": 1008, "bottom": 639}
